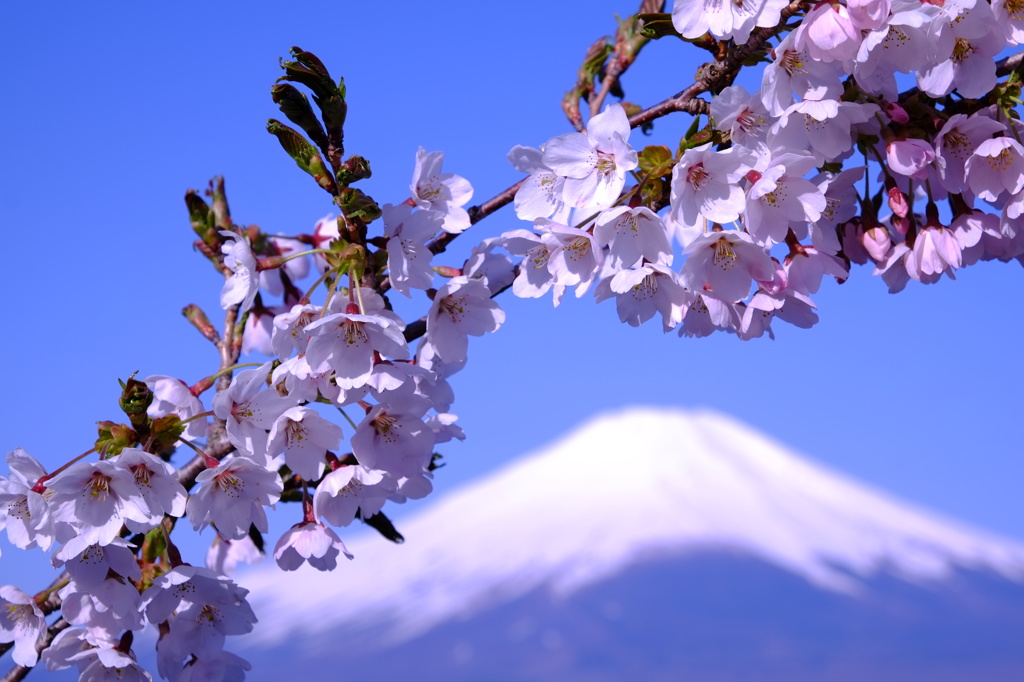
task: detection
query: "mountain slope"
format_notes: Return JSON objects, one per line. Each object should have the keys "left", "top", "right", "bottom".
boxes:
{"left": 240, "top": 406, "right": 1024, "bottom": 654}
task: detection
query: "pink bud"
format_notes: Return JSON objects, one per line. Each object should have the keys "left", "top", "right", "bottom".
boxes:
{"left": 887, "top": 186, "right": 909, "bottom": 218}
{"left": 862, "top": 227, "right": 891, "bottom": 262}
{"left": 883, "top": 101, "right": 909, "bottom": 124}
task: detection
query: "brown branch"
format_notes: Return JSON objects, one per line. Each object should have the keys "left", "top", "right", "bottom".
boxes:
{"left": 590, "top": 0, "right": 665, "bottom": 118}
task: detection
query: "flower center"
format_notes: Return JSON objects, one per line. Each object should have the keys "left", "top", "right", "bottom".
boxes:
{"left": 687, "top": 163, "right": 709, "bottom": 190}
{"left": 951, "top": 37, "right": 975, "bottom": 63}
{"left": 88, "top": 473, "right": 112, "bottom": 502}
{"left": 713, "top": 238, "right": 737, "bottom": 270}
{"left": 440, "top": 295, "right": 467, "bottom": 323}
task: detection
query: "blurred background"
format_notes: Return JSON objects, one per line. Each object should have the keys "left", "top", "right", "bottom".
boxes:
{"left": 1, "top": 2, "right": 1022, "bottom": 679}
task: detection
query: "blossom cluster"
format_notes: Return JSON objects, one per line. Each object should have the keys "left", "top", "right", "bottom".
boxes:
{"left": 0, "top": 149, "right": 505, "bottom": 680}
{"left": 500, "top": 0, "right": 1024, "bottom": 340}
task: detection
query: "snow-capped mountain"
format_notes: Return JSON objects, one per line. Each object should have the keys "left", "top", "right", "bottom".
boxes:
{"left": 237, "top": 407, "right": 1024, "bottom": 679}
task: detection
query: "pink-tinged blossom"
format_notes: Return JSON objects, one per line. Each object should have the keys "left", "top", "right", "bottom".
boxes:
{"left": 542, "top": 104, "right": 638, "bottom": 210}
{"left": 951, "top": 210, "right": 990, "bottom": 266}
{"left": 904, "top": 208, "right": 972, "bottom": 282}
{"left": 918, "top": 24, "right": 1004, "bottom": 99}
{"left": 426, "top": 276, "right": 505, "bottom": 365}
{"left": 670, "top": 143, "right": 752, "bottom": 227}
{"left": 678, "top": 294, "right": 739, "bottom": 337}
{"left": 113, "top": 448, "right": 187, "bottom": 532}
{"left": 59, "top": 576, "right": 144, "bottom": 632}
{"left": 145, "top": 376, "right": 208, "bottom": 441}
{"left": 672, "top": 0, "right": 788, "bottom": 43}
{"left": 740, "top": 288, "right": 819, "bottom": 339}
{"left": 266, "top": 406, "right": 343, "bottom": 481}
{"left": 305, "top": 310, "right": 410, "bottom": 390}
{"left": 507, "top": 145, "right": 571, "bottom": 222}
{"left": 463, "top": 236, "right": 517, "bottom": 295}
{"left": 934, "top": 114, "right": 1005, "bottom": 195}
{"left": 351, "top": 407, "right": 435, "bottom": 479}
{"left": 72, "top": 647, "right": 153, "bottom": 682}
{"left": 847, "top": 0, "right": 891, "bottom": 31}
{"left": 594, "top": 206, "right": 672, "bottom": 268}
{"left": 502, "top": 228, "right": 562, "bottom": 301}
{"left": 994, "top": 0, "right": 1024, "bottom": 44}
{"left": 794, "top": 1, "right": 863, "bottom": 63}
{"left": 219, "top": 231, "right": 258, "bottom": 313}
{"left": 274, "top": 521, "right": 353, "bottom": 571}
{"left": 854, "top": 9, "right": 936, "bottom": 99}
{"left": 761, "top": 31, "right": 845, "bottom": 115}
{"left": 270, "top": 303, "right": 322, "bottom": 359}
{"left": 54, "top": 537, "right": 141, "bottom": 589}
{"left": 187, "top": 457, "right": 283, "bottom": 541}
{"left": 542, "top": 221, "right": 604, "bottom": 299}
{"left": 382, "top": 203, "right": 442, "bottom": 297}
{"left": 875, "top": 242, "right": 913, "bottom": 293}
{"left": 48, "top": 460, "right": 150, "bottom": 548}
{"left": 410, "top": 147, "right": 473, "bottom": 234}
{"left": 314, "top": 465, "right": 395, "bottom": 527}
{"left": 966, "top": 137, "right": 1024, "bottom": 202}
{"left": 366, "top": 361, "right": 435, "bottom": 417}
{"left": 212, "top": 363, "right": 297, "bottom": 461}
{"left": 142, "top": 565, "right": 255, "bottom": 630}
{"left": 680, "top": 230, "right": 776, "bottom": 303}
{"left": 0, "top": 449, "right": 55, "bottom": 551}
{"left": 785, "top": 246, "right": 849, "bottom": 295}
{"left": 886, "top": 138, "right": 936, "bottom": 180}
{"left": 272, "top": 355, "right": 348, "bottom": 406}
{"left": 711, "top": 86, "right": 771, "bottom": 148}
{"left": 743, "top": 148, "right": 825, "bottom": 244}
{"left": 810, "top": 167, "right": 865, "bottom": 255}
{"left": 594, "top": 262, "right": 691, "bottom": 331}
{"left": 41, "top": 627, "right": 104, "bottom": 674}
{"left": 143, "top": 566, "right": 255, "bottom": 675}
{"left": 0, "top": 586, "right": 45, "bottom": 667}
{"left": 769, "top": 100, "right": 880, "bottom": 165}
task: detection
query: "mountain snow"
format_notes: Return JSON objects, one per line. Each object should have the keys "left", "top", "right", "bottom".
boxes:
{"left": 240, "top": 406, "right": 1024, "bottom": 649}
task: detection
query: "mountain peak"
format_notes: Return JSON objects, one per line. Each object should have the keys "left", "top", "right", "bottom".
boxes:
{"left": 241, "top": 406, "right": 1024, "bottom": 649}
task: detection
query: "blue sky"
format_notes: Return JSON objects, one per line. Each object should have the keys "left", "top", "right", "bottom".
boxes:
{"left": 0, "top": 1, "right": 1021, "bottom": 595}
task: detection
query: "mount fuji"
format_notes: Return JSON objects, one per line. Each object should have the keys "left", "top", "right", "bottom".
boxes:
{"left": 237, "top": 407, "right": 1024, "bottom": 681}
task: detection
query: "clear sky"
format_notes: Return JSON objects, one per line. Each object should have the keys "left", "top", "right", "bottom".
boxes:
{"left": 0, "top": 1, "right": 1021, "bottom": 596}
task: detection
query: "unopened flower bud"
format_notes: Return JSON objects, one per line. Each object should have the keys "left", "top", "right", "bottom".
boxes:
{"left": 887, "top": 186, "right": 909, "bottom": 218}
{"left": 862, "top": 227, "right": 892, "bottom": 262}
{"left": 884, "top": 101, "right": 909, "bottom": 124}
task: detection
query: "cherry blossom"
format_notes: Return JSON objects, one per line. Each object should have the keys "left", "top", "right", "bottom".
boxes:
{"left": 219, "top": 231, "right": 258, "bottom": 313}
{"left": 410, "top": 147, "right": 473, "bottom": 233}
{"left": 187, "top": 457, "right": 283, "bottom": 541}
{"left": 542, "top": 103, "right": 638, "bottom": 210}
{"left": 0, "top": 585, "right": 46, "bottom": 667}
{"left": 426, "top": 276, "right": 505, "bottom": 364}
{"left": 274, "top": 521, "right": 353, "bottom": 571}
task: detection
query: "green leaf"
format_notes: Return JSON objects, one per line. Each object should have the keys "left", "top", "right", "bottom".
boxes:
{"left": 266, "top": 119, "right": 338, "bottom": 194}
{"left": 271, "top": 83, "right": 329, "bottom": 154}
{"left": 637, "top": 145, "right": 674, "bottom": 176}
